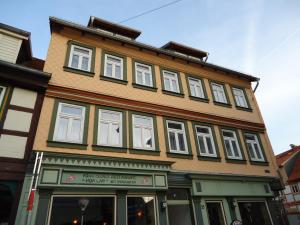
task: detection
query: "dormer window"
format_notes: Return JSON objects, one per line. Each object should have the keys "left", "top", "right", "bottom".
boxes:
{"left": 69, "top": 45, "right": 92, "bottom": 72}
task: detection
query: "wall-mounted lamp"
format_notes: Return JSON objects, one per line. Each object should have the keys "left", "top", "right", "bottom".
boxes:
{"left": 160, "top": 201, "right": 167, "bottom": 212}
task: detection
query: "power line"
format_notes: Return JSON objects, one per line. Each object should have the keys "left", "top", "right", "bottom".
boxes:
{"left": 118, "top": 0, "right": 185, "bottom": 24}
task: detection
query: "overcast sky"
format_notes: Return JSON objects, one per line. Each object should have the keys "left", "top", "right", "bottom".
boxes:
{"left": 1, "top": 0, "right": 299, "bottom": 154}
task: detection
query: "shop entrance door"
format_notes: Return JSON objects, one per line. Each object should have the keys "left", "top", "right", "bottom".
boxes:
{"left": 206, "top": 201, "right": 227, "bottom": 225}
{"left": 238, "top": 201, "right": 272, "bottom": 225}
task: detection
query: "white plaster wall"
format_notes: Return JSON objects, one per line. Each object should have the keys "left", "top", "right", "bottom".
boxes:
{"left": 3, "top": 110, "right": 32, "bottom": 132}
{"left": 10, "top": 87, "right": 37, "bottom": 109}
{"left": 0, "top": 134, "right": 27, "bottom": 158}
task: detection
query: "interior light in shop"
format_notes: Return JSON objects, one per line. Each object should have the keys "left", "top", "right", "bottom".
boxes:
{"left": 137, "top": 210, "right": 143, "bottom": 218}
{"left": 72, "top": 219, "right": 79, "bottom": 224}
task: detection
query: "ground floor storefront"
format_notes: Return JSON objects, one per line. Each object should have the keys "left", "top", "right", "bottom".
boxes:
{"left": 15, "top": 152, "right": 283, "bottom": 225}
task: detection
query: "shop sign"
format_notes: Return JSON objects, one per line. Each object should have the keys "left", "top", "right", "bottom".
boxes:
{"left": 61, "top": 171, "right": 153, "bottom": 187}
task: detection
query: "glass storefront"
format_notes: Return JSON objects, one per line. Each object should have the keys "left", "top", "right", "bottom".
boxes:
{"left": 48, "top": 196, "right": 115, "bottom": 225}
{"left": 206, "top": 201, "right": 226, "bottom": 225}
{"left": 167, "top": 189, "right": 193, "bottom": 225}
{"left": 127, "top": 196, "right": 156, "bottom": 225}
{"left": 238, "top": 201, "right": 272, "bottom": 225}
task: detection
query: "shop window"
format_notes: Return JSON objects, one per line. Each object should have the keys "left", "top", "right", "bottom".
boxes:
{"left": 211, "top": 82, "right": 228, "bottom": 104}
{"left": 244, "top": 133, "right": 265, "bottom": 162}
{"left": 195, "top": 125, "right": 217, "bottom": 157}
{"left": 167, "top": 189, "right": 193, "bottom": 225}
{"left": 68, "top": 44, "right": 93, "bottom": 72}
{"left": 238, "top": 201, "right": 272, "bottom": 225}
{"left": 104, "top": 54, "right": 123, "bottom": 80}
{"left": 132, "top": 114, "right": 155, "bottom": 150}
{"left": 166, "top": 120, "right": 188, "bottom": 154}
{"left": 162, "top": 70, "right": 180, "bottom": 93}
{"left": 0, "top": 183, "right": 14, "bottom": 225}
{"left": 53, "top": 103, "right": 86, "bottom": 143}
{"left": 49, "top": 196, "right": 115, "bottom": 225}
{"left": 206, "top": 201, "right": 227, "bottom": 225}
{"left": 221, "top": 129, "right": 243, "bottom": 160}
{"left": 135, "top": 62, "right": 153, "bottom": 87}
{"left": 98, "top": 109, "right": 123, "bottom": 147}
{"left": 127, "top": 196, "right": 156, "bottom": 225}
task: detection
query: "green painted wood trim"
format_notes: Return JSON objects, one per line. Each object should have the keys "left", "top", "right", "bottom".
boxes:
{"left": 117, "top": 190, "right": 127, "bottom": 225}
{"left": 47, "top": 140, "right": 88, "bottom": 150}
{"left": 93, "top": 105, "right": 127, "bottom": 151}
{"left": 192, "top": 121, "right": 221, "bottom": 161}
{"left": 132, "top": 83, "right": 158, "bottom": 92}
{"left": 128, "top": 110, "right": 160, "bottom": 152}
{"left": 193, "top": 197, "right": 205, "bottom": 225}
{"left": 63, "top": 40, "right": 96, "bottom": 74}
{"left": 34, "top": 191, "right": 52, "bottom": 225}
{"left": 241, "top": 130, "right": 269, "bottom": 165}
{"left": 156, "top": 191, "right": 168, "bottom": 225}
{"left": 160, "top": 67, "right": 184, "bottom": 96}
{"left": 132, "top": 59, "right": 157, "bottom": 88}
{"left": 100, "top": 49, "right": 128, "bottom": 83}
{"left": 218, "top": 126, "right": 247, "bottom": 162}
{"left": 47, "top": 98, "right": 90, "bottom": 147}
{"left": 185, "top": 74, "right": 209, "bottom": 102}
{"left": 230, "top": 85, "right": 253, "bottom": 112}
{"left": 209, "top": 80, "right": 232, "bottom": 107}
{"left": 163, "top": 117, "right": 193, "bottom": 157}
{"left": 63, "top": 66, "right": 95, "bottom": 77}
{"left": 40, "top": 168, "right": 60, "bottom": 184}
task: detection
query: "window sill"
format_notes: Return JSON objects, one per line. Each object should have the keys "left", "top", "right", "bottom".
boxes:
{"left": 47, "top": 140, "right": 88, "bottom": 150}
{"left": 249, "top": 160, "right": 269, "bottom": 166}
{"left": 129, "top": 148, "right": 160, "bottom": 156}
{"left": 100, "top": 75, "right": 128, "bottom": 85}
{"left": 197, "top": 155, "right": 221, "bottom": 162}
{"left": 63, "top": 66, "right": 95, "bottom": 77}
{"left": 189, "top": 95, "right": 209, "bottom": 103}
{"left": 162, "top": 90, "right": 184, "bottom": 98}
{"left": 213, "top": 101, "right": 232, "bottom": 108}
{"left": 225, "top": 158, "right": 247, "bottom": 164}
{"left": 132, "top": 83, "right": 158, "bottom": 92}
{"left": 236, "top": 106, "right": 253, "bottom": 112}
{"left": 166, "top": 152, "right": 193, "bottom": 159}
{"left": 92, "top": 145, "right": 127, "bottom": 153}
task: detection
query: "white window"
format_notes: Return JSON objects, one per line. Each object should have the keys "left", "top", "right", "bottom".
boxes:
{"left": 132, "top": 114, "right": 155, "bottom": 150}
{"left": 291, "top": 184, "right": 299, "bottom": 193}
{"left": 0, "top": 86, "right": 7, "bottom": 106}
{"left": 195, "top": 125, "right": 217, "bottom": 157}
{"left": 104, "top": 54, "right": 123, "bottom": 80}
{"left": 68, "top": 45, "right": 92, "bottom": 71}
{"left": 222, "top": 129, "right": 242, "bottom": 159}
{"left": 163, "top": 70, "right": 180, "bottom": 93}
{"left": 166, "top": 120, "right": 188, "bottom": 154}
{"left": 233, "top": 87, "right": 248, "bottom": 108}
{"left": 188, "top": 77, "right": 205, "bottom": 98}
{"left": 98, "top": 109, "right": 122, "bottom": 147}
{"left": 135, "top": 62, "right": 153, "bottom": 87}
{"left": 211, "top": 82, "right": 228, "bottom": 104}
{"left": 245, "top": 133, "right": 264, "bottom": 161}
{"left": 53, "top": 103, "right": 85, "bottom": 143}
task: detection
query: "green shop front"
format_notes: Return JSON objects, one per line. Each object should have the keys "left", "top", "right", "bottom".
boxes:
{"left": 15, "top": 152, "right": 280, "bottom": 225}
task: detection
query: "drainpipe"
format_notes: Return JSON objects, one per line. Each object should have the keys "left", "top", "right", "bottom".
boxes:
{"left": 253, "top": 78, "right": 260, "bottom": 93}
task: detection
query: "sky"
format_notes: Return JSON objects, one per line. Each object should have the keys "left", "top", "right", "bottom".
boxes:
{"left": 1, "top": 0, "right": 299, "bottom": 154}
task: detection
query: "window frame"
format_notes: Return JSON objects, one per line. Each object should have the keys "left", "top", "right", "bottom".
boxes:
{"left": 48, "top": 99, "right": 90, "bottom": 150}
{"left": 132, "top": 59, "right": 157, "bottom": 92}
{"left": 93, "top": 106, "right": 127, "bottom": 153}
{"left": 64, "top": 40, "right": 96, "bottom": 76}
{"left": 291, "top": 184, "right": 299, "bottom": 193}
{"left": 220, "top": 127, "right": 246, "bottom": 162}
{"left": 101, "top": 50, "right": 128, "bottom": 85}
{"left": 129, "top": 111, "right": 159, "bottom": 155}
{"left": 134, "top": 62, "right": 153, "bottom": 87}
{"left": 231, "top": 86, "right": 252, "bottom": 111}
{"left": 192, "top": 122, "right": 220, "bottom": 160}
{"left": 163, "top": 118, "right": 192, "bottom": 158}
{"left": 160, "top": 68, "right": 184, "bottom": 97}
{"left": 186, "top": 75, "right": 209, "bottom": 102}
{"left": 242, "top": 131, "right": 268, "bottom": 165}
{"left": 68, "top": 44, "right": 92, "bottom": 72}
{"left": 209, "top": 81, "right": 231, "bottom": 107}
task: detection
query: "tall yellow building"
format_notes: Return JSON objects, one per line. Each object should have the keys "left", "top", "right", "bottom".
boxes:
{"left": 15, "top": 16, "right": 284, "bottom": 225}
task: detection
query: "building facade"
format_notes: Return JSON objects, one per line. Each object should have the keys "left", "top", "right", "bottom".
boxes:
{"left": 0, "top": 23, "right": 51, "bottom": 225}
{"left": 277, "top": 145, "right": 300, "bottom": 225}
{"left": 15, "top": 16, "right": 283, "bottom": 225}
